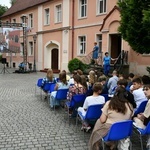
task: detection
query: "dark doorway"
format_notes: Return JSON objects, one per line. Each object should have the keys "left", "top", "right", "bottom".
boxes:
{"left": 51, "top": 48, "right": 58, "bottom": 70}
{"left": 110, "top": 34, "right": 121, "bottom": 58}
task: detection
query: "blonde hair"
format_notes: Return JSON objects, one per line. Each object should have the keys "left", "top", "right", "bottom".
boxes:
{"left": 46, "top": 69, "right": 54, "bottom": 81}
{"left": 89, "top": 70, "right": 97, "bottom": 84}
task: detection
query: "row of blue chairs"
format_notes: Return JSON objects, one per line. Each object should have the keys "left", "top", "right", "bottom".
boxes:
{"left": 35, "top": 78, "right": 150, "bottom": 149}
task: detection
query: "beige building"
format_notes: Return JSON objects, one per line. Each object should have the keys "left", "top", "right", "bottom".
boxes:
{"left": 1, "top": 0, "right": 150, "bottom": 75}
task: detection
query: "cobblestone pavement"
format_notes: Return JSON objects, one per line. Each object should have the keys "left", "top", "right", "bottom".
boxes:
{"left": 0, "top": 65, "right": 147, "bottom": 150}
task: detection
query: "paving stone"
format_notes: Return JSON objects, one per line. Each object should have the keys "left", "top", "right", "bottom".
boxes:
{"left": 0, "top": 64, "right": 147, "bottom": 150}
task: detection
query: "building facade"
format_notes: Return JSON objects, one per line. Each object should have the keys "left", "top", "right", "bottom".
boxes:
{"left": 1, "top": 0, "right": 150, "bottom": 75}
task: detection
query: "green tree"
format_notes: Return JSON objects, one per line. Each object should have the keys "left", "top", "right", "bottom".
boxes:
{"left": 118, "top": 0, "right": 150, "bottom": 54}
{"left": 0, "top": 5, "right": 8, "bottom": 17}
{"left": 10, "top": 0, "right": 17, "bottom": 6}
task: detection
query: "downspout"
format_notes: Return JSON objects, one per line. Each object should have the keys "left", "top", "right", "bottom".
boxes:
{"left": 71, "top": 0, "right": 75, "bottom": 59}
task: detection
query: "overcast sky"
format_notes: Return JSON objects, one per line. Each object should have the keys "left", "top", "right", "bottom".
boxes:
{"left": 0, "top": 0, "right": 11, "bottom": 8}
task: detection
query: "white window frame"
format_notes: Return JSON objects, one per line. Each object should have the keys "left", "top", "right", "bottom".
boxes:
{"left": 96, "top": 34, "right": 102, "bottom": 53}
{"left": 20, "top": 43, "right": 24, "bottom": 56}
{"left": 78, "top": 36, "right": 86, "bottom": 55}
{"left": 12, "top": 19, "right": 16, "bottom": 23}
{"left": 97, "top": 0, "right": 107, "bottom": 15}
{"left": 79, "top": 0, "right": 87, "bottom": 18}
{"left": 55, "top": 4, "right": 62, "bottom": 23}
{"left": 29, "top": 14, "right": 33, "bottom": 28}
{"left": 44, "top": 8, "right": 50, "bottom": 25}
{"left": 28, "top": 41, "right": 33, "bottom": 56}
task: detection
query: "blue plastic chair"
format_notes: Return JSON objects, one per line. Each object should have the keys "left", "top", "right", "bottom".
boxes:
{"left": 101, "top": 94, "right": 109, "bottom": 102}
{"left": 65, "top": 94, "right": 86, "bottom": 124}
{"left": 35, "top": 78, "right": 43, "bottom": 96}
{"left": 53, "top": 88, "right": 69, "bottom": 112}
{"left": 133, "top": 122, "right": 150, "bottom": 150}
{"left": 102, "top": 120, "right": 133, "bottom": 150}
{"left": 76, "top": 104, "right": 103, "bottom": 131}
{"left": 134, "top": 100, "right": 148, "bottom": 116}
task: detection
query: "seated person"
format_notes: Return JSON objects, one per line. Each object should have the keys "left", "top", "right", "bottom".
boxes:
{"left": 133, "top": 84, "right": 150, "bottom": 149}
{"left": 18, "top": 62, "right": 26, "bottom": 71}
{"left": 131, "top": 77, "right": 147, "bottom": 110}
{"left": 49, "top": 72, "right": 69, "bottom": 108}
{"left": 88, "top": 86, "right": 133, "bottom": 150}
{"left": 98, "top": 77, "right": 108, "bottom": 94}
{"left": 41, "top": 69, "right": 57, "bottom": 99}
{"left": 67, "top": 74, "right": 87, "bottom": 102}
{"left": 117, "top": 79, "right": 136, "bottom": 109}
{"left": 78, "top": 82, "right": 105, "bottom": 132}
{"left": 62, "top": 70, "right": 70, "bottom": 82}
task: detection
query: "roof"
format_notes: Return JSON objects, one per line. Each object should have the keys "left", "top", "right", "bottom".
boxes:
{"left": 1, "top": 0, "right": 50, "bottom": 18}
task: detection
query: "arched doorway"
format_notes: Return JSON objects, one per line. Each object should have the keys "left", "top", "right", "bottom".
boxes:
{"left": 51, "top": 48, "right": 58, "bottom": 70}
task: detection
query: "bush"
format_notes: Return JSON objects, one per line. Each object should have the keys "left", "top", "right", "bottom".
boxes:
{"left": 68, "top": 58, "right": 87, "bottom": 73}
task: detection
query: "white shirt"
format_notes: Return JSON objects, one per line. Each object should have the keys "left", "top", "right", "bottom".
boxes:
{"left": 78, "top": 95, "right": 105, "bottom": 116}
{"left": 133, "top": 87, "right": 147, "bottom": 109}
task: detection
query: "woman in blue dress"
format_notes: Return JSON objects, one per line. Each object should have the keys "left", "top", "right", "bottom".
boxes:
{"left": 92, "top": 42, "right": 99, "bottom": 65}
{"left": 103, "top": 52, "right": 116, "bottom": 76}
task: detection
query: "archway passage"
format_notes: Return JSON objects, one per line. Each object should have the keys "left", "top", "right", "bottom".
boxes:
{"left": 51, "top": 48, "right": 58, "bottom": 70}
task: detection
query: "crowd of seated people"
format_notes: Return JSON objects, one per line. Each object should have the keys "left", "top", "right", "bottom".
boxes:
{"left": 37, "top": 68, "right": 150, "bottom": 150}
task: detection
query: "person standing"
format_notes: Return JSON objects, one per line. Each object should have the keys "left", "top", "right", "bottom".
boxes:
{"left": 92, "top": 42, "right": 99, "bottom": 65}
{"left": 103, "top": 52, "right": 116, "bottom": 76}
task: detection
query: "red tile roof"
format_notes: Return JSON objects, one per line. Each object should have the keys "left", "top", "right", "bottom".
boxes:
{"left": 1, "top": 0, "right": 50, "bottom": 18}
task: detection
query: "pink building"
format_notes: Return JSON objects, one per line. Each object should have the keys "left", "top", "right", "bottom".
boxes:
{"left": 1, "top": 0, "right": 150, "bottom": 75}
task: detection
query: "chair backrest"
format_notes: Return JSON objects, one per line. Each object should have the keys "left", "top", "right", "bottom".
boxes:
{"left": 85, "top": 104, "right": 103, "bottom": 120}
{"left": 55, "top": 89, "right": 68, "bottom": 100}
{"left": 43, "top": 83, "right": 54, "bottom": 92}
{"left": 103, "top": 120, "right": 133, "bottom": 141}
{"left": 134, "top": 100, "right": 148, "bottom": 116}
{"left": 70, "top": 94, "right": 86, "bottom": 108}
{"left": 49, "top": 83, "right": 56, "bottom": 93}
{"left": 101, "top": 94, "right": 109, "bottom": 102}
{"left": 142, "top": 122, "right": 150, "bottom": 135}
{"left": 37, "top": 78, "right": 43, "bottom": 87}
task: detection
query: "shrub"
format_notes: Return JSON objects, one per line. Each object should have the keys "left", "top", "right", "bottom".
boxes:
{"left": 68, "top": 58, "right": 87, "bottom": 73}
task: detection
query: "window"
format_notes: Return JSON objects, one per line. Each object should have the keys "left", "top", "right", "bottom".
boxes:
{"left": 96, "top": 34, "right": 102, "bottom": 53}
{"left": 12, "top": 19, "right": 16, "bottom": 23}
{"left": 79, "top": 36, "right": 86, "bottom": 55}
{"left": 97, "top": 0, "right": 106, "bottom": 14}
{"left": 45, "top": 8, "right": 50, "bottom": 25}
{"left": 29, "top": 14, "right": 33, "bottom": 28}
{"left": 79, "top": 0, "right": 87, "bottom": 18}
{"left": 29, "top": 42, "right": 33, "bottom": 56}
{"left": 55, "top": 5, "right": 62, "bottom": 23}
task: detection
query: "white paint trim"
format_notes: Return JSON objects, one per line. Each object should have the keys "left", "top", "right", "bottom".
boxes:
{"left": 38, "top": 6, "right": 43, "bottom": 31}
{"left": 44, "top": 40, "right": 60, "bottom": 70}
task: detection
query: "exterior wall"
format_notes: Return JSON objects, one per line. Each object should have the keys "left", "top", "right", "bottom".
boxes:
{"left": 1, "top": 0, "right": 150, "bottom": 75}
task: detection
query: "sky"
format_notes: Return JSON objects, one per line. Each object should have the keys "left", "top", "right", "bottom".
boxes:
{"left": 0, "top": 0, "right": 11, "bottom": 8}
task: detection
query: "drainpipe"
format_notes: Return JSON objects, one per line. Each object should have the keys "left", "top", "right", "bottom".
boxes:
{"left": 71, "top": 0, "right": 75, "bottom": 59}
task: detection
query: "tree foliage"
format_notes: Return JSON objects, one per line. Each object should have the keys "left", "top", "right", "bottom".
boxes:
{"left": 10, "top": 0, "right": 17, "bottom": 6}
{"left": 0, "top": 5, "right": 8, "bottom": 17}
{"left": 118, "top": 0, "right": 150, "bottom": 54}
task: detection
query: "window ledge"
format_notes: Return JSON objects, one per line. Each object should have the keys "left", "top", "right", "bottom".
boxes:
{"left": 78, "top": 16, "right": 87, "bottom": 20}
{"left": 96, "top": 12, "right": 107, "bottom": 17}
{"left": 142, "top": 54, "right": 150, "bottom": 57}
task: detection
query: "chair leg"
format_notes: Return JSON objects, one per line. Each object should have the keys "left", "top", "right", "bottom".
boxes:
{"left": 139, "top": 134, "right": 144, "bottom": 150}
{"left": 75, "top": 114, "right": 78, "bottom": 132}
{"left": 129, "top": 140, "right": 132, "bottom": 150}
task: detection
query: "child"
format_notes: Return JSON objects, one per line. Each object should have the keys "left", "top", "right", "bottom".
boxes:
{"left": 77, "top": 82, "right": 105, "bottom": 132}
